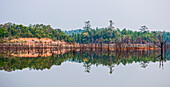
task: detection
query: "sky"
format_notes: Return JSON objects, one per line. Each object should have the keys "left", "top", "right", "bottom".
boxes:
{"left": 0, "top": 0, "right": 170, "bottom": 31}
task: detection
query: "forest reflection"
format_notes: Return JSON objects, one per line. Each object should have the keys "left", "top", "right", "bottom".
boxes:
{"left": 0, "top": 48, "right": 169, "bottom": 73}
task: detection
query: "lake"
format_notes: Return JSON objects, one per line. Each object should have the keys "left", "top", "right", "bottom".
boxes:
{"left": 0, "top": 49, "right": 170, "bottom": 87}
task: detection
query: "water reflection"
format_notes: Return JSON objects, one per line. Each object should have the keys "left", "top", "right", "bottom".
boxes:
{"left": 0, "top": 48, "right": 169, "bottom": 73}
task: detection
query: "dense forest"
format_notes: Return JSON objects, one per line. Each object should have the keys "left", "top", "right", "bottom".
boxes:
{"left": 0, "top": 22, "right": 170, "bottom": 44}
{"left": 65, "top": 29, "right": 83, "bottom": 35}
{"left": 0, "top": 22, "right": 75, "bottom": 43}
{"left": 67, "top": 21, "right": 170, "bottom": 44}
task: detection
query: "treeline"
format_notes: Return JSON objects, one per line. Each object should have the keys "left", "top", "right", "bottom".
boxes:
{"left": 0, "top": 22, "right": 170, "bottom": 44}
{"left": 70, "top": 27, "right": 170, "bottom": 44}
{"left": 0, "top": 22, "right": 75, "bottom": 43}
{"left": 65, "top": 20, "right": 170, "bottom": 44}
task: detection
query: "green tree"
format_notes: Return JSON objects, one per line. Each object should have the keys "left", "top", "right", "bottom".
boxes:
{"left": 0, "top": 28, "right": 5, "bottom": 38}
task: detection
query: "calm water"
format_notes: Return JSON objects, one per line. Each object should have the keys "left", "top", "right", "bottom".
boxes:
{"left": 0, "top": 49, "right": 170, "bottom": 87}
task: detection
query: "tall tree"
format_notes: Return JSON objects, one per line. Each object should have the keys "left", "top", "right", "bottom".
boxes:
{"left": 108, "top": 20, "right": 115, "bottom": 30}
{"left": 139, "top": 25, "right": 148, "bottom": 33}
{"left": 83, "top": 21, "right": 91, "bottom": 31}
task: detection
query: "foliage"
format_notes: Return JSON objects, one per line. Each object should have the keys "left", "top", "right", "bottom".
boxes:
{"left": 0, "top": 22, "right": 74, "bottom": 43}
{"left": 65, "top": 29, "right": 84, "bottom": 35}
{"left": 0, "top": 22, "right": 169, "bottom": 44}
{"left": 70, "top": 27, "right": 170, "bottom": 44}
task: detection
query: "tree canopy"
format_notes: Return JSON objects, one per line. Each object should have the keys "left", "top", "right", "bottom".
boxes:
{"left": 0, "top": 22, "right": 74, "bottom": 43}
{"left": 0, "top": 22, "right": 169, "bottom": 44}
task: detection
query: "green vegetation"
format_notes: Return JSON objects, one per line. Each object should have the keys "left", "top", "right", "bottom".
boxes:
{"left": 70, "top": 27, "right": 170, "bottom": 44}
{"left": 65, "top": 22, "right": 170, "bottom": 44}
{"left": 65, "top": 29, "right": 84, "bottom": 35}
{"left": 0, "top": 22, "right": 170, "bottom": 44}
{"left": 0, "top": 22, "right": 74, "bottom": 43}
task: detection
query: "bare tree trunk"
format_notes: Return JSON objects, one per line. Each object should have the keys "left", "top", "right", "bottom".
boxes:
{"left": 95, "top": 41, "right": 97, "bottom": 50}
{"left": 101, "top": 40, "right": 102, "bottom": 51}
{"left": 108, "top": 42, "right": 110, "bottom": 51}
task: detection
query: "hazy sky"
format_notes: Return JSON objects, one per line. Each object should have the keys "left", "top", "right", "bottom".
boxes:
{"left": 1, "top": 0, "right": 170, "bottom": 31}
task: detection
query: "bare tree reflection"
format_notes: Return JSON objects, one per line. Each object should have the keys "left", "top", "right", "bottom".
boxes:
{"left": 154, "top": 33, "right": 167, "bottom": 69}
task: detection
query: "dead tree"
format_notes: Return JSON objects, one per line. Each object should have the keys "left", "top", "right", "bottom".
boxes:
{"left": 154, "top": 32, "right": 167, "bottom": 68}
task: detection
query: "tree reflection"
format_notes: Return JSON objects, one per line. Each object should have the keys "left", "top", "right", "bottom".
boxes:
{"left": 83, "top": 62, "right": 92, "bottom": 73}
{"left": 0, "top": 48, "right": 169, "bottom": 73}
{"left": 140, "top": 61, "right": 149, "bottom": 68}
